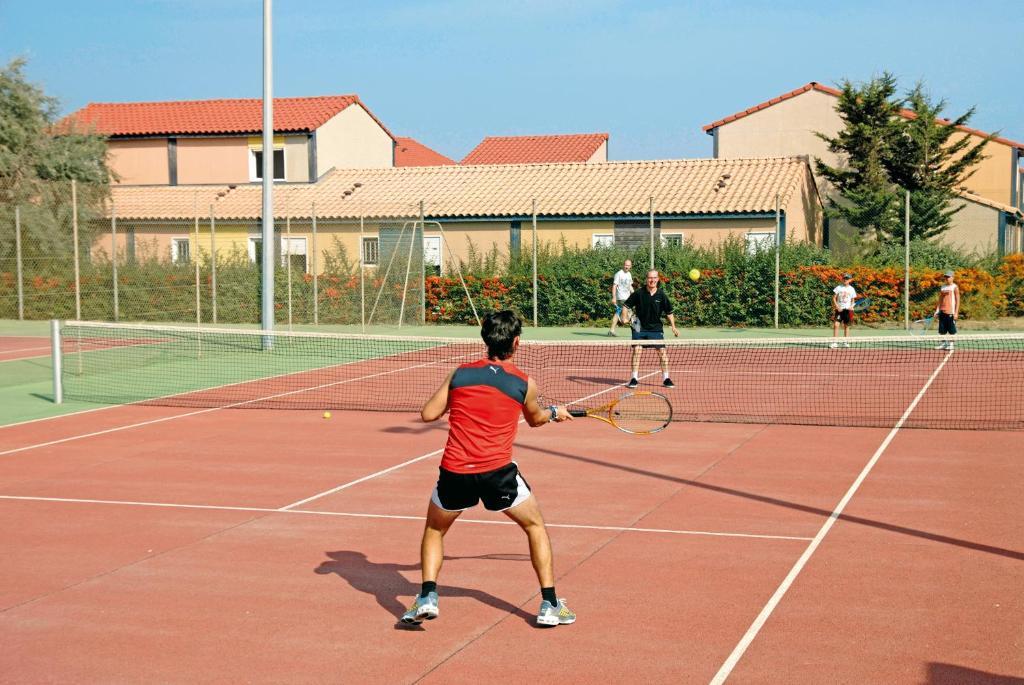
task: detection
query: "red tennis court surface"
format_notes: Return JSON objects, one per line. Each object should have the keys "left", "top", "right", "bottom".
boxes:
{"left": 0, "top": 399, "right": 1021, "bottom": 682}
{"left": 0, "top": 336, "right": 51, "bottom": 362}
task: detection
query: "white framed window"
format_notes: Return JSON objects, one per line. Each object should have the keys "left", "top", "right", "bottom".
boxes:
{"left": 249, "top": 148, "right": 285, "bottom": 182}
{"left": 660, "top": 232, "right": 684, "bottom": 248}
{"left": 745, "top": 232, "right": 776, "bottom": 255}
{"left": 170, "top": 237, "right": 191, "bottom": 263}
{"left": 592, "top": 233, "right": 614, "bottom": 248}
{"left": 281, "top": 236, "right": 307, "bottom": 272}
{"left": 248, "top": 237, "right": 262, "bottom": 263}
{"left": 362, "top": 237, "right": 380, "bottom": 265}
{"left": 424, "top": 235, "right": 441, "bottom": 275}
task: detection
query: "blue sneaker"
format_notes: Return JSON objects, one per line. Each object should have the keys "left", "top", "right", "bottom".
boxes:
{"left": 536, "top": 598, "right": 576, "bottom": 626}
{"left": 401, "top": 592, "right": 439, "bottom": 624}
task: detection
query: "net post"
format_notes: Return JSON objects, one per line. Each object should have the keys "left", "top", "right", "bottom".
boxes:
{"left": 72, "top": 179, "right": 81, "bottom": 321}
{"left": 51, "top": 320, "right": 63, "bottom": 404}
{"left": 904, "top": 189, "right": 910, "bottom": 331}
{"left": 774, "top": 193, "right": 781, "bottom": 329}
{"left": 532, "top": 198, "right": 538, "bottom": 328}
{"left": 15, "top": 206, "right": 24, "bottom": 320}
{"left": 311, "top": 201, "right": 318, "bottom": 325}
{"left": 111, "top": 201, "right": 119, "bottom": 322}
{"left": 210, "top": 204, "right": 218, "bottom": 324}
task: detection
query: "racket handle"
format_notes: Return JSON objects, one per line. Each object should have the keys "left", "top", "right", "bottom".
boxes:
{"left": 568, "top": 409, "right": 587, "bottom": 417}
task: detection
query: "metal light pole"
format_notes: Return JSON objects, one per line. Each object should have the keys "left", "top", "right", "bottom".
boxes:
{"left": 260, "top": 0, "right": 275, "bottom": 344}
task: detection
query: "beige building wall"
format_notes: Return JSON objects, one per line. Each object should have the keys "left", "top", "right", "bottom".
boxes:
{"left": 285, "top": 135, "right": 310, "bottom": 182}
{"left": 715, "top": 89, "right": 843, "bottom": 176}
{"left": 587, "top": 141, "right": 608, "bottom": 163}
{"left": 316, "top": 104, "right": 394, "bottom": 175}
{"left": 940, "top": 200, "right": 1001, "bottom": 254}
{"left": 177, "top": 138, "right": 249, "bottom": 185}
{"left": 957, "top": 140, "right": 1014, "bottom": 206}
{"left": 108, "top": 139, "right": 170, "bottom": 185}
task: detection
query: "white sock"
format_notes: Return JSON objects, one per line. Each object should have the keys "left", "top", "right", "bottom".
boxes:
{"left": 663, "top": 372, "right": 670, "bottom": 380}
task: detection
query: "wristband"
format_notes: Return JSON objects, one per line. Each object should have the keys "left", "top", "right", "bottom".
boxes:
{"left": 548, "top": 405, "right": 558, "bottom": 423}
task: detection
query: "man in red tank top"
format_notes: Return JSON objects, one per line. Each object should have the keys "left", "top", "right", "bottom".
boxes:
{"left": 401, "top": 311, "right": 578, "bottom": 627}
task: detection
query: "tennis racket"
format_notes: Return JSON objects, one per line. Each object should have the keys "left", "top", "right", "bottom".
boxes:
{"left": 852, "top": 298, "right": 872, "bottom": 312}
{"left": 910, "top": 317, "right": 934, "bottom": 336}
{"left": 568, "top": 391, "right": 672, "bottom": 435}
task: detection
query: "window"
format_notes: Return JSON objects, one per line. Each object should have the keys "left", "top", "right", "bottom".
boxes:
{"left": 249, "top": 237, "right": 263, "bottom": 264}
{"left": 362, "top": 237, "right": 379, "bottom": 265}
{"left": 125, "top": 228, "right": 136, "bottom": 263}
{"left": 250, "top": 148, "right": 285, "bottom": 182}
{"left": 424, "top": 235, "right": 441, "bottom": 276}
{"left": 613, "top": 219, "right": 661, "bottom": 248}
{"left": 746, "top": 232, "right": 776, "bottom": 255}
{"left": 509, "top": 221, "right": 521, "bottom": 257}
{"left": 281, "top": 237, "right": 307, "bottom": 272}
{"left": 592, "top": 233, "right": 614, "bottom": 248}
{"left": 660, "top": 233, "right": 684, "bottom": 248}
{"left": 171, "top": 237, "right": 191, "bottom": 264}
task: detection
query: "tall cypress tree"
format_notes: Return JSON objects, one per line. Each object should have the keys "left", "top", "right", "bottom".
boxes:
{"left": 815, "top": 74, "right": 904, "bottom": 245}
{"left": 888, "top": 83, "right": 993, "bottom": 240}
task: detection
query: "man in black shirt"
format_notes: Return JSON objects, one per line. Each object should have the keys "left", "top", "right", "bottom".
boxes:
{"left": 623, "top": 269, "right": 679, "bottom": 388}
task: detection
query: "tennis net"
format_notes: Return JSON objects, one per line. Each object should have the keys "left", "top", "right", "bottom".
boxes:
{"left": 55, "top": 321, "right": 1024, "bottom": 431}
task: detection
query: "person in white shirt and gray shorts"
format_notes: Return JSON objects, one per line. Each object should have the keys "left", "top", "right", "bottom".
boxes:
{"left": 830, "top": 273, "right": 856, "bottom": 348}
{"left": 609, "top": 259, "right": 634, "bottom": 336}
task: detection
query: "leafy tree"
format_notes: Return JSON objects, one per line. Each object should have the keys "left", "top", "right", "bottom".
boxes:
{"left": 0, "top": 58, "right": 112, "bottom": 257}
{"left": 815, "top": 74, "right": 992, "bottom": 246}
{"left": 887, "top": 83, "right": 993, "bottom": 240}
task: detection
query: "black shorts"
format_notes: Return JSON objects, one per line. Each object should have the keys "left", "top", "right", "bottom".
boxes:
{"left": 937, "top": 312, "right": 957, "bottom": 335}
{"left": 631, "top": 329, "right": 666, "bottom": 349}
{"left": 833, "top": 309, "right": 853, "bottom": 324}
{"left": 431, "top": 462, "right": 532, "bottom": 512}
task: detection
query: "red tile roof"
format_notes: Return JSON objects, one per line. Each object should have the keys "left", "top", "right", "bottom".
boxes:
{"left": 703, "top": 82, "right": 1024, "bottom": 149}
{"left": 395, "top": 136, "right": 456, "bottom": 166}
{"left": 60, "top": 95, "right": 396, "bottom": 140}
{"left": 461, "top": 133, "right": 608, "bottom": 165}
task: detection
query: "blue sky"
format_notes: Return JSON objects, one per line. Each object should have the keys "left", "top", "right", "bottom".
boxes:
{"left": 2, "top": 0, "right": 1021, "bottom": 161}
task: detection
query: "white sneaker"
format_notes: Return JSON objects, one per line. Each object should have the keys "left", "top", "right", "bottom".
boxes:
{"left": 934, "top": 342, "right": 947, "bottom": 350}
{"left": 841, "top": 341, "right": 850, "bottom": 348}
{"left": 829, "top": 342, "right": 839, "bottom": 349}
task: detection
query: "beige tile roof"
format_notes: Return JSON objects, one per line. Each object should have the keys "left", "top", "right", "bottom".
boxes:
{"left": 108, "top": 157, "right": 816, "bottom": 221}
{"left": 956, "top": 190, "right": 1024, "bottom": 217}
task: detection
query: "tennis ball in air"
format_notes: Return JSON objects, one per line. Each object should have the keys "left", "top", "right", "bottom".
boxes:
{"left": 688, "top": 268, "right": 701, "bottom": 281}
{"left": 323, "top": 411, "right": 332, "bottom": 419}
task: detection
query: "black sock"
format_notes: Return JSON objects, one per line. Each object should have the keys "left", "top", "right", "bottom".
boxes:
{"left": 541, "top": 587, "right": 557, "bottom": 606}
{"left": 420, "top": 581, "right": 437, "bottom": 598}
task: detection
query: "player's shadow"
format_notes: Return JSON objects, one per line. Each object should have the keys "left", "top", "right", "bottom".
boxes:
{"left": 564, "top": 375, "right": 629, "bottom": 387}
{"left": 381, "top": 421, "right": 447, "bottom": 435}
{"left": 314, "top": 550, "right": 536, "bottom": 629}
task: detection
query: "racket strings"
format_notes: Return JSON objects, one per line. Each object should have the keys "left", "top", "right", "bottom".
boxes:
{"left": 611, "top": 393, "right": 672, "bottom": 433}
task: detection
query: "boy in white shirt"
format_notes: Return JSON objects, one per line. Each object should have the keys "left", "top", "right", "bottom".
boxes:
{"left": 934, "top": 270, "right": 960, "bottom": 350}
{"left": 830, "top": 273, "right": 856, "bottom": 348}
{"left": 609, "top": 259, "right": 634, "bottom": 336}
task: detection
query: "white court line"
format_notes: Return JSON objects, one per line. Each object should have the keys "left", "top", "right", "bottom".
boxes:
{"left": 278, "top": 370, "right": 664, "bottom": 511}
{"left": 709, "top": 348, "right": 956, "bottom": 685}
{"left": 0, "top": 495, "right": 811, "bottom": 542}
{"left": 0, "top": 349, "right": 474, "bottom": 457}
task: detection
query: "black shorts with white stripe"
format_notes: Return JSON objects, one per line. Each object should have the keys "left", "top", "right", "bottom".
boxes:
{"left": 431, "top": 462, "right": 532, "bottom": 512}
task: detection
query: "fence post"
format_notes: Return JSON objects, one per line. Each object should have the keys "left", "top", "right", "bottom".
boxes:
{"left": 311, "top": 201, "right": 318, "bottom": 325}
{"left": 904, "top": 189, "right": 910, "bottom": 331}
{"left": 194, "top": 195, "right": 201, "bottom": 327}
{"left": 72, "top": 180, "right": 81, "bottom": 320}
{"left": 532, "top": 198, "right": 538, "bottom": 328}
{"left": 286, "top": 212, "right": 293, "bottom": 330}
{"left": 420, "top": 200, "right": 426, "bottom": 325}
{"left": 649, "top": 196, "right": 655, "bottom": 269}
{"left": 15, "top": 206, "right": 24, "bottom": 320}
{"left": 774, "top": 193, "right": 781, "bottom": 329}
{"left": 111, "top": 202, "right": 119, "bottom": 321}
{"left": 210, "top": 205, "right": 218, "bottom": 324}
{"left": 359, "top": 214, "right": 365, "bottom": 333}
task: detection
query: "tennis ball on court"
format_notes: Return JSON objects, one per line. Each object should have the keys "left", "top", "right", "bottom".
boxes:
{"left": 323, "top": 411, "right": 332, "bottom": 419}
{"left": 688, "top": 268, "right": 701, "bottom": 281}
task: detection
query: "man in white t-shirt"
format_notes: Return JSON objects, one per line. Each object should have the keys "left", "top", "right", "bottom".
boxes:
{"left": 830, "top": 273, "right": 856, "bottom": 348}
{"left": 608, "top": 259, "right": 634, "bottom": 336}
